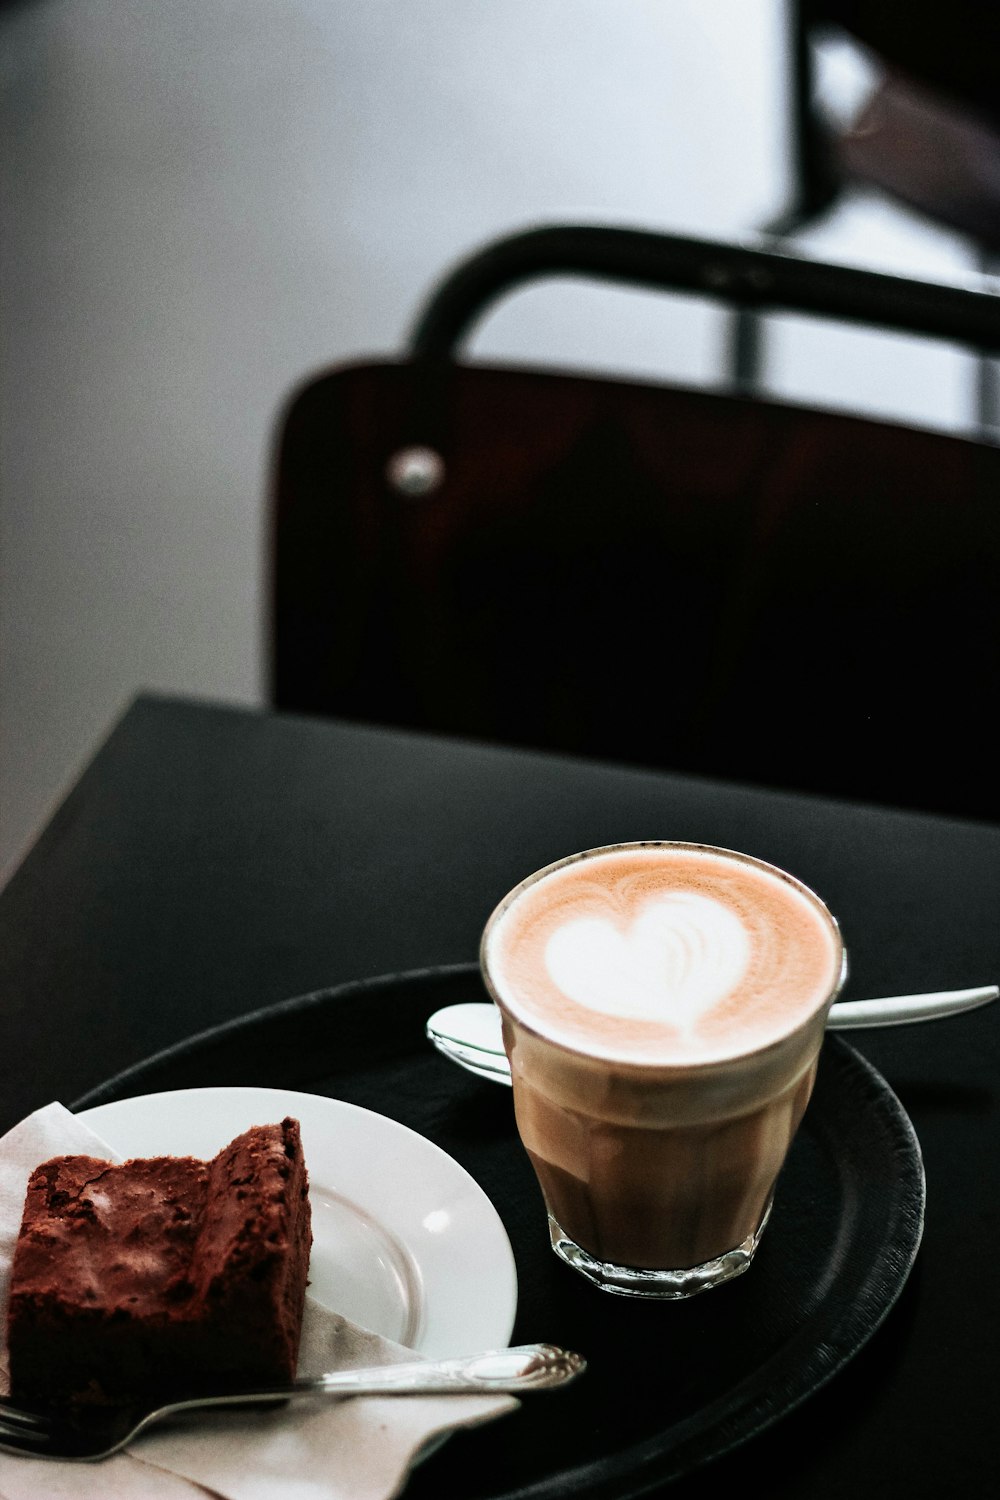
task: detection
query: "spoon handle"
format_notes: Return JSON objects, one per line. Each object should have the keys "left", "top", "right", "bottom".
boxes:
{"left": 827, "top": 985, "right": 998, "bottom": 1029}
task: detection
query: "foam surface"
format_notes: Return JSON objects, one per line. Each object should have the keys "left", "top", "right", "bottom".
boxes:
{"left": 485, "top": 845, "right": 842, "bottom": 1064}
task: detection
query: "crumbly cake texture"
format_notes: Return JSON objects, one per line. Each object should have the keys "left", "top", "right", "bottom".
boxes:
{"left": 6, "top": 1117, "right": 312, "bottom": 1406}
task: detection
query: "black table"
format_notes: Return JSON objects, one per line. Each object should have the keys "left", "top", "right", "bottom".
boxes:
{"left": 1, "top": 692, "right": 998, "bottom": 1497}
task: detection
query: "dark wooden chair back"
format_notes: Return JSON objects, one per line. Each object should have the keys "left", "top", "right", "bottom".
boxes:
{"left": 270, "top": 228, "right": 1000, "bottom": 821}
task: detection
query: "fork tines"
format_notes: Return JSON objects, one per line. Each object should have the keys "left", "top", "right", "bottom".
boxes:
{"left": 0, "top": 1401, "right": 50, "bottom": 1439}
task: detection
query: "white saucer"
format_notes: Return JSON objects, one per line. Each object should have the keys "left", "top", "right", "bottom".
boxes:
{"left": 79, "top": 1085, "right": 518, "bottom": 1359}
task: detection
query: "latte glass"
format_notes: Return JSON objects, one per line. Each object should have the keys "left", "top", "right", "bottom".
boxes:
{"left": 480, "top": 842, "right": 846, "bottom": 1299}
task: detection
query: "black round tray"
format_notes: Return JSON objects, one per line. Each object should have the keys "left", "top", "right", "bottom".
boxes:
{"left": 73, "top": 964, "right": 925, "bottom": 1497}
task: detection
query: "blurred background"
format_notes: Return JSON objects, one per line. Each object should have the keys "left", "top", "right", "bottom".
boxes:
{"left": 1, "top": 0, "right": 993, "bottom": 884}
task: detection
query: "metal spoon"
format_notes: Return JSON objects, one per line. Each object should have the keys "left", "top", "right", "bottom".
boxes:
{"left": 426, "top": 986, "right": 999, "bottom": 1086}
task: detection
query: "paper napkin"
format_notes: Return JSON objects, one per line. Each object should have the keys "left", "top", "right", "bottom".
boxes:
{"left": 0, "top": 1103, "right": 516, "bottom": 1500}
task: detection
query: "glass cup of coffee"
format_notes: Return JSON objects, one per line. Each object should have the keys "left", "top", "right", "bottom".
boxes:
{"left": 480, "top": 842, "right": 847, "bottom": 1299}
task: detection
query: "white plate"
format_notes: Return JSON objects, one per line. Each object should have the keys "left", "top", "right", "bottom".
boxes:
{"left": 79, "top": 1085, "right": 518, "bottom": 1359}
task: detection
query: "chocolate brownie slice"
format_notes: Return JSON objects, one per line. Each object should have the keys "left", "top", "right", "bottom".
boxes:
{"left": 6, "top": 1116, "right": 312, "bottom": 1406}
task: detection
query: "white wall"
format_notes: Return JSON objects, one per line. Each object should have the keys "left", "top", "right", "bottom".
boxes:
{"left": 0, "top": 0, "right": 984, "bottom": 881}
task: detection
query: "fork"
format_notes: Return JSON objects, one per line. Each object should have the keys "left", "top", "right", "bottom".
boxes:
{"left": 0, "top": 1343, "right": 584, "bottom": 1462}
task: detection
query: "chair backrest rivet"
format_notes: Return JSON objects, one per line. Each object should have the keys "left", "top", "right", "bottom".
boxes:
{"left": 386, "top": 446, "right": 446, "bottom": 497}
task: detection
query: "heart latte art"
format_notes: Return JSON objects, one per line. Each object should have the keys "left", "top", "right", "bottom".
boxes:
{"left": 545, "top": 892, "right": 750, "bottom": 1034}
{"left": 485, "top": 845, "right": 843, "bottom": 1063}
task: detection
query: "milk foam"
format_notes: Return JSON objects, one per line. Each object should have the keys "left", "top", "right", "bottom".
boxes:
{"left": 544, "top": 892, "right": 750, "bottom": 1035}
{"left": 484, "top": 844, "right": 843, "bottom": 1064}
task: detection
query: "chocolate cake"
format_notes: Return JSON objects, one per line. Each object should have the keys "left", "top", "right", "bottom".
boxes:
{"left": 6, "top": 1117, "right": 312, "bottom": 1407}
